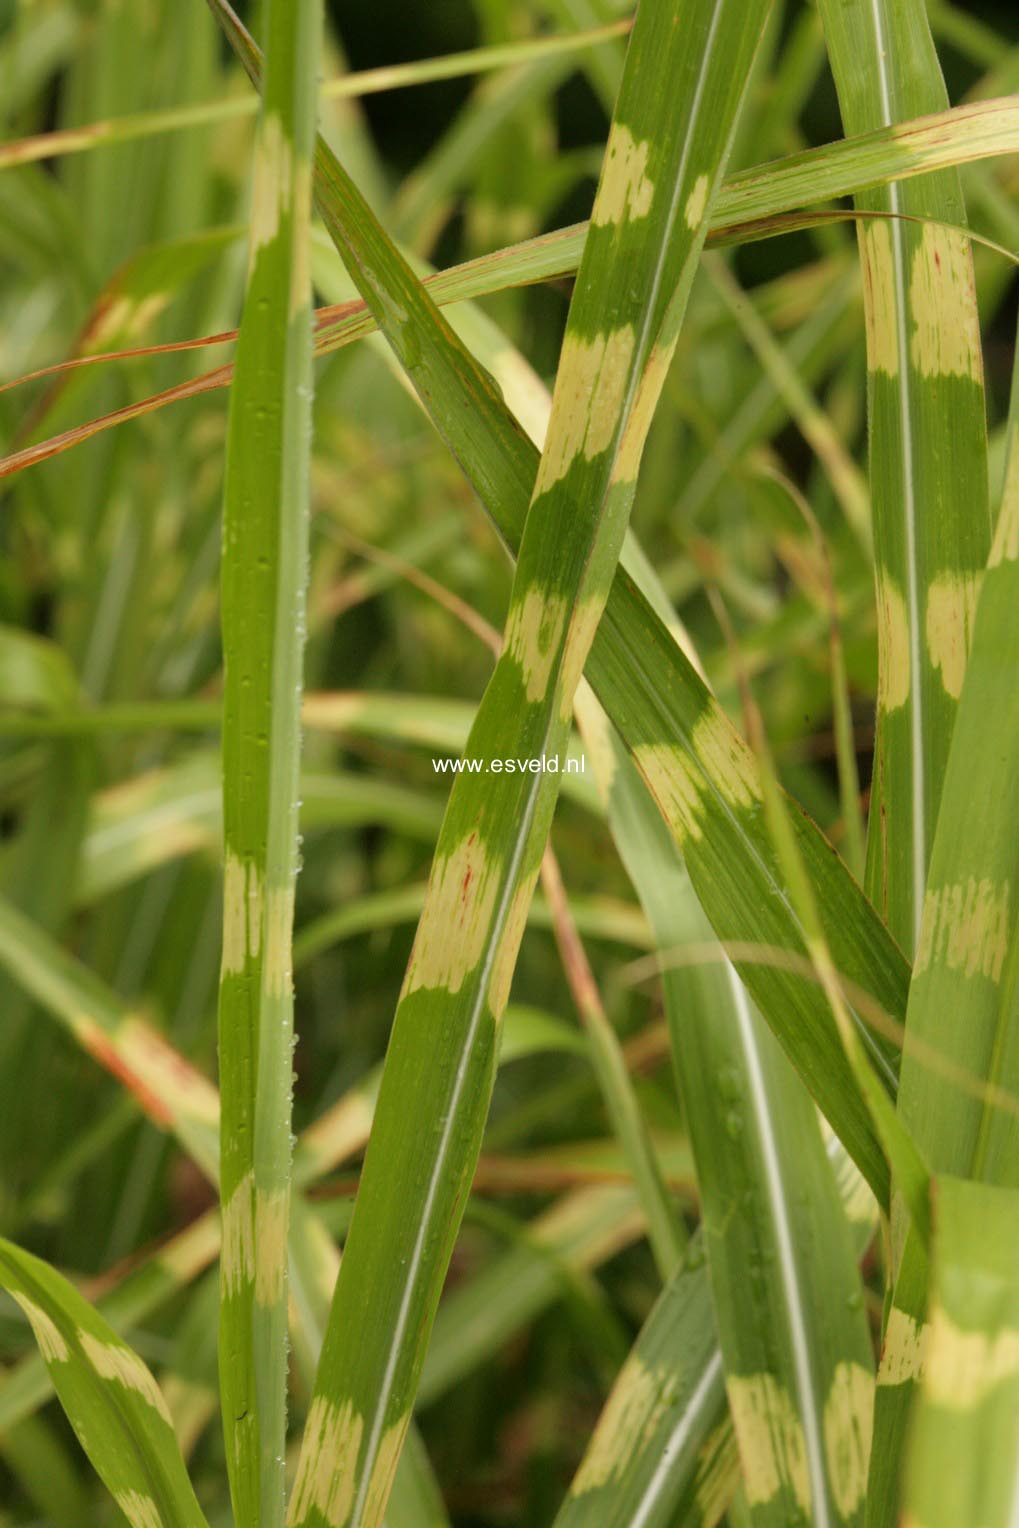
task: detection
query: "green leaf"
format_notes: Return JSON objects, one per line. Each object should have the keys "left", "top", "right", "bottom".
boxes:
{"left": 552, "top": 1240, "right": 733, "bottom": 1528}
{"left": 0, "top": 1213, "right": 220, "bottom": 1437}
{"left": 211, "top": 0, "right": 320, "bottom": 1522}
{"left": 870, "top": 314, "right": 1019, "bottom": 1523}
{"left": 902, "top": 1178, "right": 1019, "bottom": 1528}
{"left": 0, "top": 1238, "right": 208, "bottom": 1528}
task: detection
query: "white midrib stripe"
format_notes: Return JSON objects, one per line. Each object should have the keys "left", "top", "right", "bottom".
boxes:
{"left": 728, "top": 961, "right": 832, "bottom": 1528}
{"left": 867, "top": 0, "right": 926, "bottom": 952}
{"left": 628, "top": 1351, "right": 724, "bottom": 1528}
{"left": 346, "top": 5, "right": 730, "bottom": 1520}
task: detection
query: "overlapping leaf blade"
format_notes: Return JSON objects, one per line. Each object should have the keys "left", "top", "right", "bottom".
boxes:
{"left": 207, "top": 0, "right": 907, "bottom": 1212}
{"left": 0, "top": 1238, "right": 208, "bottom": 1528}
{"left": 7, "top": 98, "right": 1019, "bottom": 483}
{"left": 819, "top": 0, "right": 990, "bottom": 955}
{"left": 552, "top": 1239, "right": 733, "bottom": 1528}
{"left": 578, "top": 658, "right": 874, "bottom": 1527}
{"left": 869, "top": 323, "right": 1019, "bottom": 1519}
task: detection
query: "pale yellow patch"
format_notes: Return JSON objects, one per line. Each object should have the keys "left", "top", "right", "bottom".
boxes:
{"left": 471, "top": 199, "right": 534, "bottom": 248}
{"left": 221, "top": 1170, "right": 255, "bottom": 1297}
{"left": 535, "top": 327, "right": 636, "bottom": 493}
{"left": 287, "top": 1396, "right": 363, "bottom": 1528}
{"left": 264, "top": 883, "right": 296, "bottom": 1000}
{"left": 10, "top": 1292, "right": 68, "bottom": 1363}
{"left": 571, "top": 1355, "right": 671, "bottom": 1493}
{"left": 726, "top": 1374, "right": 810, "bottom": 1512}
{"left": 692, "top": 706, "right": 761, "bottom": 812}
{"left": 255, "top": 1188, "right": 290, "bottom": 1306}
{"left": 118, "top": 1017, "right": 221, "bottom": 1129}
{"left": 505, "top": 588, "right": 567, "bottom": 702}
{"left": 925, "top": 1305, "right": 1019, "bottom": 1408}
{"left": 823, "top": 1362, "right": 874, "bottom": 1517}
{"left": 539, "top": 1179, "right": 645, "bottom": 1260}
{"left": 925, "top": 572, "right": 982, "bottom": 699}
{"left": 222, "top": 853, "right": 263, "bottom": 974}
{"left": 634, "top": 743, "right": 705, "bottom": 845}
{"left": 558, "top": 596, "right": 606, "bottom": 721}
{"left": 819, "top": 1117, "right": 877, "bottom": 1227}
{"left": 94, "top": 292, "right": 170, "bottom": 346}
{"left": 221, "top": 851, "right": 247, "bottom": 974}
{"left": 300, "top": 693, "right": 364, "bottom": 730}
{"left": 591, "top": 124, "right": 654, "bottom": 226}
{"left": 79, "top": 1332, "right": 173, "bottom": 1425}
{"left": 877, "top": 1307, "right": 929, "bottom": 1387}
{"left": 684, "top": 173, "right": 710, "bottom": 229}
{"left": 115, "top": 1491, "right": 163, "bottom": 1528}
{"left": 876, "top": 575, "right": 911, "bottom": 711}
{"left": 574, "top": 682, "right": 617, "bottom": 805}
{"left": 586, "top": 328, "right": 637, "bottom": 463}
{"left": 909, "top": 224, "right": 982, "bottom": 381}
{"left": 314, "top": 1228, "right": 341, "bottom": 1307}
{"left": 840, "top": 1162, "right": 878, "bottom": 1228}
{"left": 914, "top": 877, "right": 1010, "bottom": 984}
{"left": 404, "top": 835, "right": 499, "bottom": 996}
{"left": 491, "top": 344, "right": 551, "bottom": 449}
{"left": 299, "top": 1089, "right": 375, "bottom": 1179}
{"left": 488, "top": 875, "right": 538, "bottom": 1021}
{"left": 859, "top": 222, "right": 899, "bottom": 377}
{"left": 694, "top": 1419, "right": 741, "bottom": 1521}
{"left": 156, "top": 1211, "right": 220, "bottom": 1283}
{"left": 990, "top": 426, "right": 1019, "bottom": 567}
{"left": 289, "top": 159, "right": 313, "bottom": 321}
{"left": 250, "top": 113, "right": 292, "bottom": 260}
{"left": 68, "top": 1011, "right": 105, "bottom": 1053}
{"left": 361, "top": 1413, "right": 412, "bottom": 1528}
{"left": 612, "top": 336, "right": 678, "bottom": 486}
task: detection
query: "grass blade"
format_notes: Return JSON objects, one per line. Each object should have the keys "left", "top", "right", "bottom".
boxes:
{"left": 0, "top": 1238, "right": 208, "bottom": 1528}
{"left": 817, "top": 7, "right": 994, "bottom": 1516}
{"left": 211, "top": 1, "right": 319, "bottom": 1522}
{"left": 816, "top": 0, "right": 990, "bottom": 952}
{"left": 0, "top": 1212, "right": 219, "bottom": 1435}
{"left": 579, "top": 672, "right": 874, "bottom": 1525}
{"left": 552, "top": 1129, "right": 877, "bottom": 1528}
{"left": 902, "top": 1178, "right": 1019, "bottom": 1528}
{"left": 869, "top": 321, "right": 1019, "bottom": 1521}
{"left": 0, "top": 895, "right": 220, "bottom": 1179}
{"left": 553, "top": 1242, "right": 733, "bottom": 1528}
